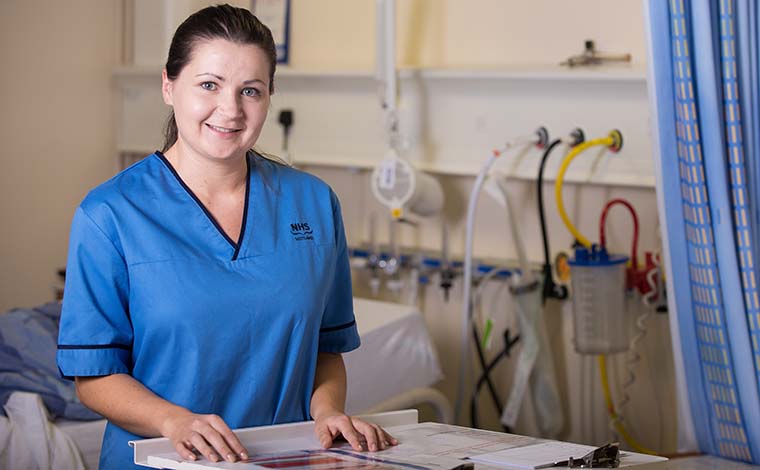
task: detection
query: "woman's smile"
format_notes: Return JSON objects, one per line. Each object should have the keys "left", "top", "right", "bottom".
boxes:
{"left": 206, "top": 123, "right": 242, "bottom": 135}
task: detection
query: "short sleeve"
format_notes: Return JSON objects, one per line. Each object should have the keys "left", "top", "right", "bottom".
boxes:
{"left": 56, "top": 207, "right": 133, "bottom": 380}
{"left": 318, "top": 191, "right": 360, "bottom": 353}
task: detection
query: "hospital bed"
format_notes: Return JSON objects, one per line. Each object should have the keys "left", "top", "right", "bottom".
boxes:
{"left": 343, "top": 297, "right": 448, "bottom": 420}
{"left": 2, "top": 298, "right": 447, "bottom": 470}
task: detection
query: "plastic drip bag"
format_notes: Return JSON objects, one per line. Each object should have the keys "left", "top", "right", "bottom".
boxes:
{"left": 501, "top": 277, "right": 564, "bottom": 437}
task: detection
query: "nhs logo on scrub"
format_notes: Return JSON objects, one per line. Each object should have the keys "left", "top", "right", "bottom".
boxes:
{"left": 290, "top": 222, "right": 314, "bottom": 241}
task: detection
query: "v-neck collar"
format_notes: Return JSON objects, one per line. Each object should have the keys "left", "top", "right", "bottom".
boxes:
{"left": 156, "top": 150, "right": 251, "bottom": 261}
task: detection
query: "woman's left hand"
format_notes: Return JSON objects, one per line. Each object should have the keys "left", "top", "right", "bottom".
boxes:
{"left": 314, "top": 413, "right": 398, "bottom": 452}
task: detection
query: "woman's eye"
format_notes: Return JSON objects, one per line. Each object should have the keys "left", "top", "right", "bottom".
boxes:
{"left": 242, "top": 87, "right": 260, "bottom": 97}
{"left": 200, "top": 82, "right": 216, "bottom": 91}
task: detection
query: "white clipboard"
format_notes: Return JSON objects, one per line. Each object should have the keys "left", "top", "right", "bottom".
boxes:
{"left": 129, "top": 409, "right": 418, "bottom": 468}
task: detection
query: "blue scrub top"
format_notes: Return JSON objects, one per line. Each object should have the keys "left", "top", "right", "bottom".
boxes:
{"left": 57, "top": 151, "right": 360, "bottom": 469}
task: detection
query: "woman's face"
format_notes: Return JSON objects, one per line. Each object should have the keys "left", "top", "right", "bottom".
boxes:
{"left": 162, "top": 38, "right": 271, "bottom": 162}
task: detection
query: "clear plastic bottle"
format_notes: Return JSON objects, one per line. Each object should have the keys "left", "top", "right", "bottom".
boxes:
{"left": 568, "top": 245, "right": 629, "bottom": 354}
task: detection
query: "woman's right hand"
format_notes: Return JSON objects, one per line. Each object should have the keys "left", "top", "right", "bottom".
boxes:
{"left": 161, "top": 410, "right": 249, "bottom": 463}
{"left": 75, "top": 375, "right": 249, "bottom": 463}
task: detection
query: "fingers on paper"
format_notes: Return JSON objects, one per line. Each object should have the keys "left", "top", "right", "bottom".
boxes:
{"left": 352, "top": 419, "right": 398, "bottom": 451}
{"left": 338, "top": 419, "right": 364, "bottom": 452}
{"left": 174, "top": 441, "right": 197, "bottom": 461}
{"left": 353, "top": 420, "right": 385, "bottom": 452}
{"left": 316, "top": 415, "right": 398, "bottom": 452}
{"left": 188, "top": 430, "right": 221, "bottom": 463}
{"left": 208, "top": 414, "right": 249, "bottom": 461}
{"left": 383, "top": 428, "right": 399, "bottom": 446}
{"left": 183, "top": 416, "right": 239, "bottom": 463}
{"left": 316, "top": 423, "right": 335, "bottom": 449}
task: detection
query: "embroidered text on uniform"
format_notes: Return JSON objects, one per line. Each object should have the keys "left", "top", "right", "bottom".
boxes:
{"left": 290, "top": 222, "right": 314, "bottom": 241}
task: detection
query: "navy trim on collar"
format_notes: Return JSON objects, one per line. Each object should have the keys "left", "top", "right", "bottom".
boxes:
{"left": 155, "top": 151, "right": 251, "bottom": 260}
{"left": 232, "top": 154, "right": 252, "bottom": 261}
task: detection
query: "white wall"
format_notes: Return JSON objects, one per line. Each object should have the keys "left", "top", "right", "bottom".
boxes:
{"left": 0, "top": 1, "right": 122, "bottom": 311}
{"left": 288, "top": 0, "right": 646, "bottom": 69}
{"left": 130, "top": 0, "right": 646, "bottom": 69}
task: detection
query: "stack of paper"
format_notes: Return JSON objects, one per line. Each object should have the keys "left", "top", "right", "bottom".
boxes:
{"left": 467, "top": 441, "right": 668, "bottom": 469}
{"left": 467, "top": 441, "right": 601, "bottom": 469}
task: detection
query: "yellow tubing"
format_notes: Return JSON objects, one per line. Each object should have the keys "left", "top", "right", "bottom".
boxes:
{"left": 598, "top": 355, "right": 658, "bottom": 455}
{"left": 551, "top": 130, "right": 656, "bottom": 454}
{"left": 554, "top": 133, "right": 620, "bottom": 248}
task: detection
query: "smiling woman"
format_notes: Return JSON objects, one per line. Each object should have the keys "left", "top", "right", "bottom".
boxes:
{"left": 160, "top": 38, "right": 273, "bottom": 243}
{"left": 55, "top": 5, "right": 395, "bottom": 469}
{"left": 161, "top": 39, "right": 271, "bottom": 165}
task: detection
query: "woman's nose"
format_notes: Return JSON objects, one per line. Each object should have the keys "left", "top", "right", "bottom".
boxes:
{"left": 217, "top": 90, "right": 243, "bottom": 118}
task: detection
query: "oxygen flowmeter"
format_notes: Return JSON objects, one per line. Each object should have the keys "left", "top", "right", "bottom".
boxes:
{"left": 568, "top": 244, "right": 629, "bottom": 354}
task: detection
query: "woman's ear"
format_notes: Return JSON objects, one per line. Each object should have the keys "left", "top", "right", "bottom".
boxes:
{"left": 161, "top": 69, "right": 174, "bottom": 106}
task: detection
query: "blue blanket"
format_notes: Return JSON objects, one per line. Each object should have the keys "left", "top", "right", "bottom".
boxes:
{"left": 0, "top": 302, "right": 100, "bottom": 420}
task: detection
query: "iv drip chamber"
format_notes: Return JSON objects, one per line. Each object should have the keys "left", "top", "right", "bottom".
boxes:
{"left": 568, "top": 245, "right": 629, "bottom": 355}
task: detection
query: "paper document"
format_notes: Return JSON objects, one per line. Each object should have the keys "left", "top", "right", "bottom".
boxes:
{"left": 376, "top": 423, "right": 537, "bottom": 460}
{"left": 140, "top": 421, "right": 535, "bottom": 470}
{"left": 147, "top": 447, "right": 472, "bottom": 470}
{"left": 133, "top": 416, "right": 667, "bottom": 470}
{"left": 468, "top": 441, "right": 600, "bottom": 469}
{"left": 467, "top": 441, "right": 668, "bottom": 469}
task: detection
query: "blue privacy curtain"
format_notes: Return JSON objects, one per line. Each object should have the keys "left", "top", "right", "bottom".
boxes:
{"left": 646, "top": 0, "right": 760, "bottom": 462}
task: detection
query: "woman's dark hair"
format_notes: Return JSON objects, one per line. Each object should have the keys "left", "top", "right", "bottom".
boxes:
{"left": 161, "top": 4, "right": 277, "bottom": 152}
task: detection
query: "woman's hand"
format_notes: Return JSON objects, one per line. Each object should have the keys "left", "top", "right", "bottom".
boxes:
{"left": 314, "top": 413, "right": 398, "bottom": 452}
{"left": 161, "top": 410, "right": 249, "bottom": 463}
{"left": 310, "top": 354, "right": 395, "bottom": 451}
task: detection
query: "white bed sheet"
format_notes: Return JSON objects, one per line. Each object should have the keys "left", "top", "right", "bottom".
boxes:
{"left": 54, "top": 298, "right": 443, "bottom": 468}
{"left": 56, "top": 418, "right": 106, "bottom": 470}
{"left": 344, "top": 297, "right": 443, "bottom": 414}
{"left": 1, "top": 392, "right": 86, "bottom": 470}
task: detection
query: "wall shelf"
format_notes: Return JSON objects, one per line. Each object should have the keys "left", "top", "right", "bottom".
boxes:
{"left": 114, "top": 63, "right": 647, "bottom": 81}
{"left": 291, "top": 152, "right": 655, "bottom": 189}
{"left": 418, "top": 64, "right": 646, "bottom": 82}
{"left": 114, "top": 62, "right": 654, "bottom": 188}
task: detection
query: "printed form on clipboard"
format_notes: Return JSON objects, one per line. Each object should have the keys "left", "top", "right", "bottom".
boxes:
{"left": 130, "top": 411, "right": 667, "bottom": 470}
{"left": 130, "top": 411, "right": 471, "bottom": 470}
{"left": 146, "top": 447, "right": 472, "bottom": 470}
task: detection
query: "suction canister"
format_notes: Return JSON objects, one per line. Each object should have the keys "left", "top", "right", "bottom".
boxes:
{"left": 568, "top": 245, "right": 629, "bottom": 354}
